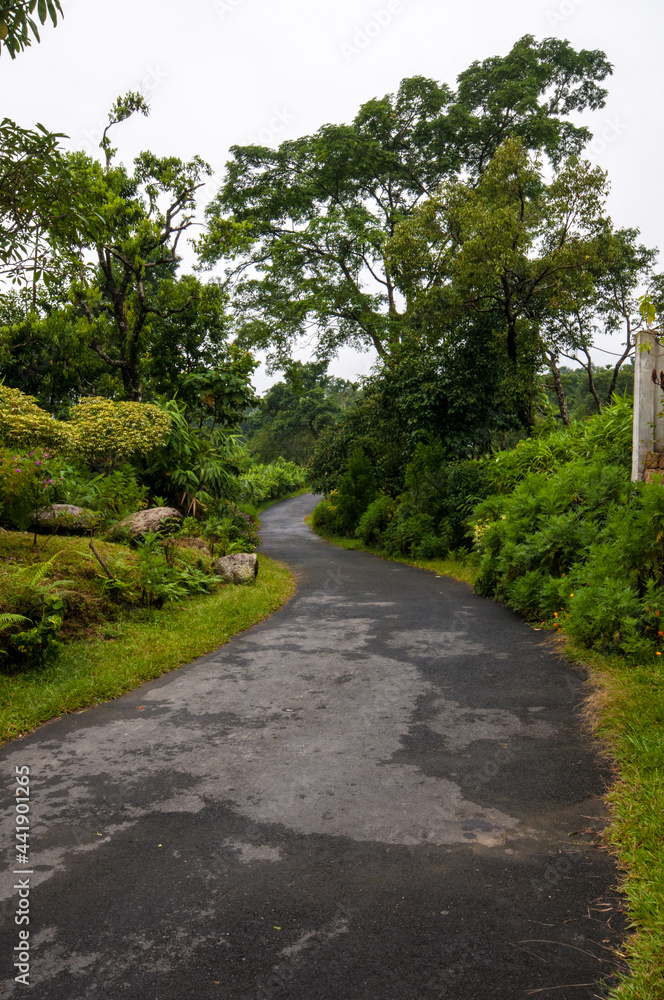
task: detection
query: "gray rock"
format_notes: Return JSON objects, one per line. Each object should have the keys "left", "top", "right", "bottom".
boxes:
{"left": 35, "top": 504, "right": 101, "bottom": 533}
{"left": 215, "top": 552, "right": 258, "bottom": 584}
{"left": 108, "top": 507, "right": 182, "bottom": 541}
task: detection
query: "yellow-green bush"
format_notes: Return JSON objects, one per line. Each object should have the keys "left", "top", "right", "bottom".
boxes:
{"left": 0, "top": 385, "right": 74, "bottom": 451}
{"left": 0, "top": 387, "right": 172, "bottom": 466}
{"left": 69, "top": 397, "right": 172, "bottom": 465}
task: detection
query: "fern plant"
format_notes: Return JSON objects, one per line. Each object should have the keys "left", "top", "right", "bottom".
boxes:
{"left": 13, "top": 551, "right": 73, "bottom": 603}
{"left": 0, "top": 612, "right": 30, "bottom": 632}
{"left": 1, "top": 552, "right": 72, "bottom": 667}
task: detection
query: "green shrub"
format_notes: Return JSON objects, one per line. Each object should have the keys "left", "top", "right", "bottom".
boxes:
{"left": 180, "top": 501, "right": 261, "bottom": 553}
{"left": 0, "top": 448, "right": 62, "bottom": 532}
{"left": 470, "top": 396, "right": 664, "bottom": 658}
{"left": 0, "top": 386, "right": 174, "bottom": 467}
{"left": 0, "top": 385, "right": 73, "bottom": 452}
{"left": 134, "top": 532, "right": 219, "bottom": 611}
{"left": 8, "top": 596, "right": 65, "bottom": 667}
{"left": 0, "top": 553, "right": 70, "bottom": 667}
{"left": 473, "top": 459, "right": 631, "bottom": 606}
{"left": 89, "top": 467, "right": 149, "bottom": 520}
{"left": 356, "top": 495, "right": 396, "bottom": 546}
{"left": 333, "top": 448, "right": 378, "bottom": 535}
{"left": 312, "top": 498, "right": 343, "bottom": 535}
{"left": 382, "top": 510, "right": 447, "bottom": 558}
{"left": 237, "top": 460, "right": 307, "bottom": 505}
{"left": 349, "top": 444, "right": 488, "bottom": 558}
{"left": 488, "top": 394, "right": 632, "bottom": 493}
{"left": 69, "top": 397, "right": 172, "bottom": 466}
{"left": 401, "top": 444, "right": 491, "bottom": 550}
{"left": 56, "top": 464, "right": 148, "bottom": 522}
{"left": 212, "top": 501, "right": 261, "bottom": 552}
{"left": 412, "top": 530, "right": 451, "bottom": 560}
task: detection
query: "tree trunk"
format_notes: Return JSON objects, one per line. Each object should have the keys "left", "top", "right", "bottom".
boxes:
{"left": 581, "top": 349, "right": 602, "bottom": 413}
{"left": 606, "top": 321, "right": 634, "bottom": 403}
{"left": 518, "top": 402, "right": 534, "bottom": 430}
{"left": 121, "top": 365, "right": 142, "bottom": 402}
{"left": 504, "top": 301, "right": 532, "bottom": 428}
{"left": 546, "top": 353, "right": 570, "bottom": 426}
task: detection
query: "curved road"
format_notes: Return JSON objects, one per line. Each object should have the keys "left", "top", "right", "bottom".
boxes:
{"left": 1, "top": 494, "right": 622, "bottom": 998}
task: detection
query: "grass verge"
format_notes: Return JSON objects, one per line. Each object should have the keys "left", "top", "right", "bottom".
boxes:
{"left": 566, "top": 641, "right": 664, "bottom": 1000}
{"left": 306, "top": 511, "right": 663, "bottom": 998}
{"left": 305, "top": 515, "right": 478, "bottom": 586}
{"left": 0, "top": 554, "right": 294, "bottom": 746}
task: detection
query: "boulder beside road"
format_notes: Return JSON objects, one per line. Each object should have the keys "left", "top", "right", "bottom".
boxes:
{"left": 215, "top": 552, "right": 258, "bottom": 584}
{"left": 35, "top": 504, "right": 101, "bottom": 533}
{"left": 108, "top": 507, "right": 182, "bottom": 541}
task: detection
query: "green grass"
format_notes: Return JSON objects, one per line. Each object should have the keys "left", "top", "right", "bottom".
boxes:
{"left": 305, "top": 515, "right": 478, "bottom": 586}
{"left": 0, "top": 555, "right": 294, "bottom": 746}
{"left": 306, "top": 511, "right": 663, "bottom": 997}
{"left": 565, "top": 642, "right": 664, "bottom": 999}
{"left": 0, "top": 531, "right": 142, "bottom": 640}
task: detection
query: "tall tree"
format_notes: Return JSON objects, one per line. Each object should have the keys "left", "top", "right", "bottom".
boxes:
{"left": 198, "top": 36, "right": 612, "bottom": 367}
{"left": 384, "top": 138, "right": 612, "bottom": 427}
{"left": 70, "top": 93, "right": 213, "bottom": 401}
{"left": 0, "top": 120, "right": 96, "bottom": 286}
{"left": 0, "top": 0, "right": 100, "bottom": 291}
{"left": 542, "top": 228, "right": 658, "bottom": 415}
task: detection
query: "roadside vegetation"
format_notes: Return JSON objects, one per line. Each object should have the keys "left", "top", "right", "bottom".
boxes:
{"left": 0, "top": 552, "right": 294, "bottom": 745}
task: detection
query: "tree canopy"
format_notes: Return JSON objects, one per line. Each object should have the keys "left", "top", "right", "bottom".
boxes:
{"left": 384, "top": 137, "right": 616, "bottom": 426}
{"left": 0, "top": 93, "right": 254, "bottom": 425}
{"left": 198, "top": 35, "right": 613, "bottom": 368}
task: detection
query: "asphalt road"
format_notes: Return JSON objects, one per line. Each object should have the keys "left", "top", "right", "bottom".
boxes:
{"left": 1, "top": 493, "right": 623, "bottom": 999}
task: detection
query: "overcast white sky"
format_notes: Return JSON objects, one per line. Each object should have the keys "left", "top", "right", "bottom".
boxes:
{"left": 1, "top": 0, "right": 660, "bottom": 392}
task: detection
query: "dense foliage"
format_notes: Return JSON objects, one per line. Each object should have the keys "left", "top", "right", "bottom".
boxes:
{"left": 242, "top": 361, "right": 361, "bottom": 465}
{"left": 470, "top": 397, "right": 664, "bottom": 659}
{"left": 199, "top": 36, "right": 613, "bottom": 369}
{"left": 313, "top": 395, "right": 664, "bottom": 664}
{"left": 237, "top": 460, "right": 307, "bottom": 505}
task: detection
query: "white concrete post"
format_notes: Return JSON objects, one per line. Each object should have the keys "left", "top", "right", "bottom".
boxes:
{"left": 631, "top": 328, "right": 664, "bottom": 481}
